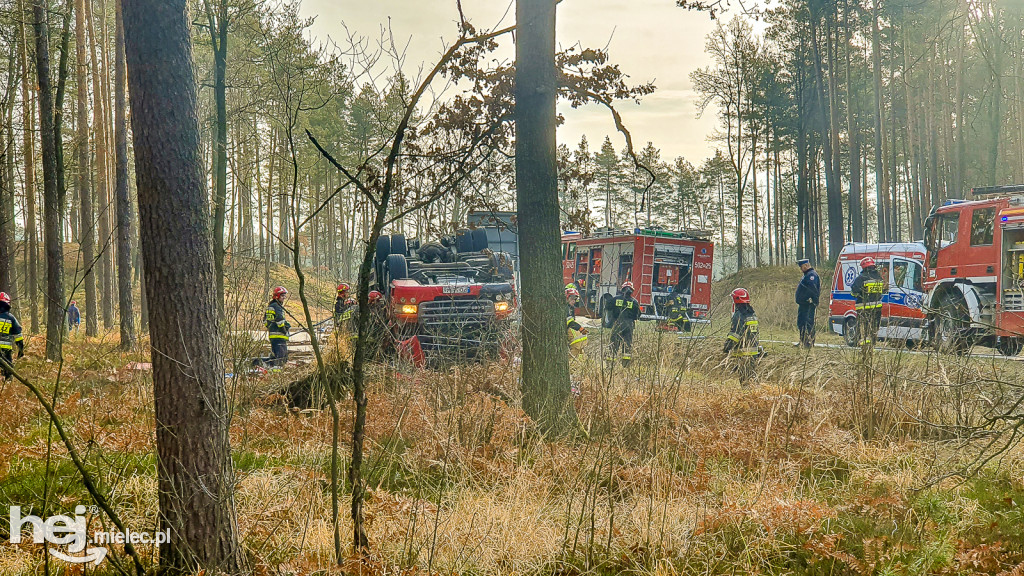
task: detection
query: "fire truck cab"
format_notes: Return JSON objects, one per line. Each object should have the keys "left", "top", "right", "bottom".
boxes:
{"left": 829, "top": 242, "right": 927, "bottom": 347}
{"left": 923, "top": 185, "right": 1024, "bottom": 356}
{"left": 561, "top": 228, "right": 714, "bottom": 327}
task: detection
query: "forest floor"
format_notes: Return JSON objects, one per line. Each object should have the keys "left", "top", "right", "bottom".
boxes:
{"left": 2, "top": 265, "right": 1024, "bottom": 575}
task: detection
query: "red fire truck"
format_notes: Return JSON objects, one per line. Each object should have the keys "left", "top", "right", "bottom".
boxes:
{"left": 923, "top": 185, "right": 1024, "bottom": 356}
{"left": 561, "top": 228, "right": 715, "bottom": 327}
{"left": 829, "top": 242, "right": 927, "bottom": 347}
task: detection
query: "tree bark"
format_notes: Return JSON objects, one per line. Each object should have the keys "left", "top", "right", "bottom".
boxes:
{"left": 206, "top": 0, "right": 228, "bottom": 317}
{"left": 516, "top": 0, "right": 572, "bottom": 436}
{"left": 122, "top": 0, "right": 245, "bottom": 572}
{"left": 33, "top": 0, "right": 66, "bottom": 361}
{"left": 76, "top": 0, "right": 98, "bottom": 336}
{"left": 871, "top": 0, "right": 889, "bottom": 242}
{"left": 844, "top": 0, "right": 863, "bottom": 242}
{"left": 113, "top": 0, "right": 133, "bottom": 348}
{"left": 19, "top": 0, "right": 39, "bottom": 330}
{"left": 807, "top": 3, "right": 844, "bottom": 260}
{"left": 0, "top": 95, "right": 17, "bottom": 300}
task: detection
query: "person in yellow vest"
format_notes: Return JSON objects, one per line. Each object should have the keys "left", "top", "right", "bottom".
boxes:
{"left": 565, "top": 286, "right": 588, "bottom": 358}
{"left": 264, "top": 286, "right": 291, "bottom": 369}
{"left": 850, "top": 257, "right": 885, "bottom": 348}
{"left": 0, "top": 292, "right": 25, "bottom": 381}
{"left": 723, "top": 288, "right": 760, "bottom": 385}
{"left": 607, "top": 281, "right": 641, "bottom": 367}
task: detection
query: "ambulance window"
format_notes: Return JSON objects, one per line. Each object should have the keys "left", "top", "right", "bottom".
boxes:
{"left": 970, "top": 208, "right": 995, "bottom": 246}
{"left": 938, "top": 213, "right": 960, "bottom": 248}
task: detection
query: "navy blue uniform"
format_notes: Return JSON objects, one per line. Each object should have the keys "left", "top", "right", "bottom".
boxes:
{"left": 851, "top": 267, "right": 885, "bottom": 347}
{"left": 0, "top": 305, "right": 25, "bottom": 379}
{"left": 265, "top": 299, "right": 290, "bottom": 367}
{"left": 609, "top": 294, "right": 641, "bottom": 366}
{"left": 724, "top": 304, "right": 759, "bottom": 383}
{"left": 795, "top": 267, "right": 821, "bottom": 347}
{"left": 67, "top": 304, "right": 81, "bottom": 332}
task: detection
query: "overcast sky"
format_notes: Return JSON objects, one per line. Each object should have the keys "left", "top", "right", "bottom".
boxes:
{"left": 299, "top": 0, "right": 723, "bottom": 163}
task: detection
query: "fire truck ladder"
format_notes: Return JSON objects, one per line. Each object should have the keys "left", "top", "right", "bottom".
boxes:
{"left": 640, "top": 236, "right": 656, "bottom": 312}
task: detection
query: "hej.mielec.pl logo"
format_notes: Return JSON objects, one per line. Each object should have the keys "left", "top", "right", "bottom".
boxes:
{"left": 7, "top": 506, "right": 170, "bottom": 565}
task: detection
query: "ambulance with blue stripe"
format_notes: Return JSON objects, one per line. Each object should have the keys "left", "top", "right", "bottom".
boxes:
{"left": 829, "top": 242, "right": 927, "bottom": 347}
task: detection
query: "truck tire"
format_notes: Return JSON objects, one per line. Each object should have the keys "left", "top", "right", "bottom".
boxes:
{"left": 472, "top": 228, "right": 489, "bottom": 252}
{"left": 933, "top": 295, "right": 968, "bottom": 354}
{"left": 390, "top": 233, "right": 408, "bottom": 257}
{"left": 843, "top": 317, "right": 858, "bottom": 347}
{"left": 375, "top": 235, "right": 392, "bottom": 289}
{"left": 456, "top": 229, "right": 474, "bottom": 253}
{"left": 997, "top": 337, "right": 1023, "bottom": 357}
{"left": 383, "top": 254, "right": 408, "bottom": 296}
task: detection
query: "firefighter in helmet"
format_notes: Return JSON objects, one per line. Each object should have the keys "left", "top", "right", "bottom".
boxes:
{"left": 565, "top": 286, "right": 588, "bottom": 358}
{"left": 356, "top": 290, "right": 392, "bottom": 360}
{"left": 723, "top": 288, "right": 760, "bottom": 385}
{"left": 850, "top": 257, "right": 885, "bottom": 348}
{"left": 334, "top": 282, "right": 356, "bottom": 331}
{"left": 608, "top": 281, "right": 641, "bottom": 367}
{"left": 0, "top": 292, "right": 25, "bottom": 381}
{"left": 265, "top": 286, "right": 291, "bottom": 368}
{"left": 667, "top": 278, "right": 692, "bottom": 332}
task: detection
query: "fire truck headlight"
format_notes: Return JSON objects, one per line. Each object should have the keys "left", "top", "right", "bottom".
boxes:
{"left": 400, "top": 304, "right": 418, "bottom": 315}
{"left": 494, "top": 301, "right": 510, "bottom": 313}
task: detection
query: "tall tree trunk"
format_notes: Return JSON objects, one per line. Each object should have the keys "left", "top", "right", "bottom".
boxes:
{"left": 0, "top": 97, "right": 17, "bottom": 300}
{"left": 206, "top": 0, "right": 228, "bottom": 317}
{"left": 33, "top": 0, "right": 66, "bottom": 361}
{"left": 807, "top": 4, "right": 844, "bottom": 259}
{"left": 122, "top": 0, "right": 245, "bottom": 571}
{"left": 844, "top": 0, "right": 863, "bottom": 242}
{"left": 871, "top": 0, "right": 889, "bottom": 242}
{"left": 517, "top": 0, "right": 572, "bottom": 436}
{"left": 99, "top": 0, "right": 115, "bottom": 328}
{"left": 86, "top": 0, "right": 112, "bottom": 330}
{"left": 113, "top": 0, "right": 133, "bottom": 348}
{"left": 76, "top": 0, "right": 98, "bottom": 336}
{"left": 19, "top": 1, "right": 39, "bottom": 330}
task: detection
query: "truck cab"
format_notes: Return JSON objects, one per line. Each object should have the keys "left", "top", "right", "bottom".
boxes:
{"left": 923, "top": 185, "right": 1024, "bottom": 355}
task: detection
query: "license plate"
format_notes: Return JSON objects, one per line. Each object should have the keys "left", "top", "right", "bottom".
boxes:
{"left": 442, "top": 285, "right": 471, "bottom": 294}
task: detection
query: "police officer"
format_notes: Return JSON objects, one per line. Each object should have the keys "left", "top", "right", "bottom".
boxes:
{"left": 334, "top": 283, "right": 356, "bottom": 330}
{"left": 723, "top": 288, "right": 760, "bottom": 385}
{"left": 0, "top": 292, "right": 25, "bottom": 381}
{"left": 265, "top": 286, "right": 291, "bottom": 369}
{"left": 608, "top": 281, "right": 641, "bottom": 367}
{"left": 795, "top": 259, "right": 821, "bottom": 348}
{"left": 850, "top": 257, "right": 885, "bottom": 348}
{"left": 667, "top": 279, "right": 692, "bottom": 332}
{"left": 565, "top": 287, "right": 588, "bottom": 358}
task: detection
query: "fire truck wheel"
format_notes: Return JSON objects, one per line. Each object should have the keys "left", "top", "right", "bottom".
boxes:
{"left": 997, "top": 337, "right": 1023, "bottom": 357}
{"left": 933, "top": 296, "right": 968, "bottom": 354}
{"left": 385, "top": 254, "right": 408, "bottom": 282}
{"left": 391, "top": 234, "right": 408, "bottom": 257}
{"left": 456, "top": 229, "right": 474, "bottom": 253}
{"left": 843, "top": 317, "right": 858, "bottom": 347}
{"left": 472, "top": 228, "right": 489, "bottom": 252}
{"left": 375, "top": 235, "right": 392, "bottom": 288}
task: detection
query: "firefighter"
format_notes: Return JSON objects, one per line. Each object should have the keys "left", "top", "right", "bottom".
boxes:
{"left": 850, "top": 257, "right": 885, "bottom": 348}
{"left": 265, "top": 286, "right": 291, "bottom": 369}
{"left": 334, "top": 283, "right": 356, "bottom": 330}
{"left": 667, "top": 279, "right": 691, "bottom": 332}
{"left": 355, "top": 290, "right": 391, "bottom": 360}
{"left": 565, "top": 287, "right": 588, "bottom": 358}
{"left": 608, "top": 281, "right": 641, "bottom": 367}
{"left": 795, "top": 259, "right": 820, "bottom": 348}
{"left": 723, "top": 288, "right": 760, "bottom": 385}
{"left": 67, "top": 300, "right": 81, "bottom": 334}
{"left": 0, "top": 292, "right": 25, "bottom": 381}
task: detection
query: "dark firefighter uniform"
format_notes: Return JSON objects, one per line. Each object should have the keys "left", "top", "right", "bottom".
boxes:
{"left": 0, "top": 306, "right": 25, "bottom": 381}
{"left": 609, "top": 291, "right": 641, "bottom": 367}
{"left": 851, "top": 266, "right": 885, "bottom": 347}
{"left": 265, "top": 299, "right": 290, "bottom": 367}
{"left": 723, "top": 304, "right": 759, "bottom": 384}
{"left": 567, "top": 303, "right": 588, "bottom": 358}
{"left": 667, "top": 282, "right": 691, "bottom": 332}
{"left": 334, "top": 296, "right": 356, "bottom": 330}
{"left": 795, "top": 261, "right": 821, "bottom": 347}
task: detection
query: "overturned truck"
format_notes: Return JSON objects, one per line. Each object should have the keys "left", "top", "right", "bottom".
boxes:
{"left": 373, "top": 228, "right": 517, "bottom": 366}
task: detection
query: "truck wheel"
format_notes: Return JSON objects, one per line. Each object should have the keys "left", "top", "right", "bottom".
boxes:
{"left": 384, "top": 254, "right": 408, "bottom": 296}
{"left": 472, "top": 228, "right": 489, "bottom": 252}
{"left": 390, "top": 233, "right": 408, "bottom": 257}
{"left": 375, "top": 235, "right": 392, "bottom": 289}
{"left": 997, "top": 337, "right": 1023, "bottom": 357}
{"left": 456, "top": 229, "right": 473, "bottom": 253}
{"left": 933, "top": 296, "right": 968, "bottom": 354}
{"left": 843, "top": 317, "right": 858, "bottom": 347}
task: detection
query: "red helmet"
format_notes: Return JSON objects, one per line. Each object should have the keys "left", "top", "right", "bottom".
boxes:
{"left": 368, "top": 290, "right": 384, "bottom": 304}
{"left": 565, "top": 287, "right": 579, "bottom": 299}
{"left": 272, "top": 286, "right": 288, "bottom": 300}
{"left": 337, "top": 282, "right": 351, "bottom": 295}
{"left": 621, "top": 281, "right": 634, "bottom": 292}
{"left": 0, "top": 292, "right": 9, "bottom": 304}
{"left": 860, "top": 257, "right": 876, "bottom": 269}
{"left": 70, "top": 300, "right": 77, "bottom": 305}
{"left": 731, "top": 288, "right": 751, "bottom": 304}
